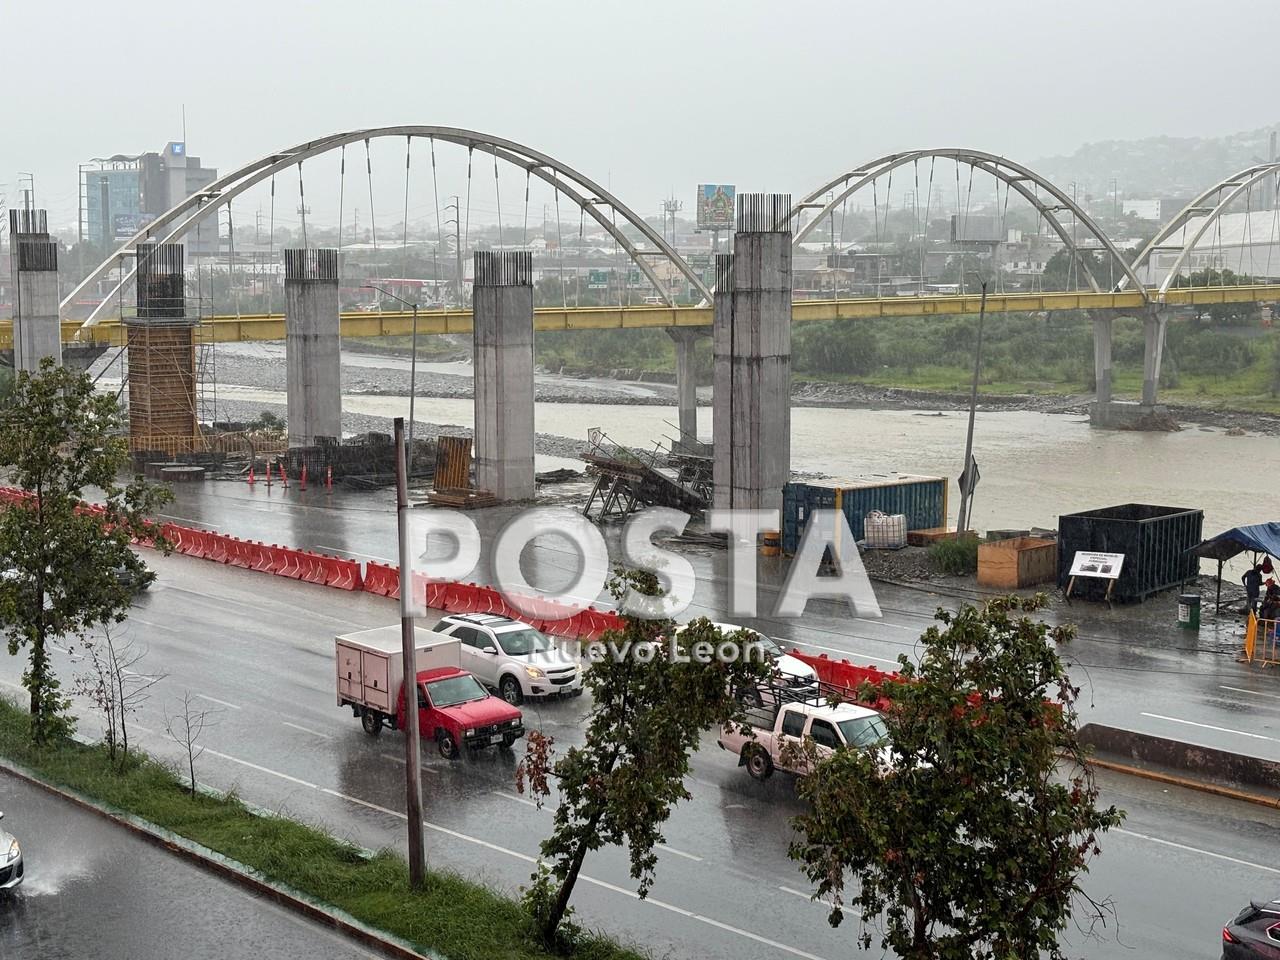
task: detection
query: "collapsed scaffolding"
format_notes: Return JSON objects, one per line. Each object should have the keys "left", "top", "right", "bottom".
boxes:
{"left": 581, "top": 428, "right": 710, "bottom": 521}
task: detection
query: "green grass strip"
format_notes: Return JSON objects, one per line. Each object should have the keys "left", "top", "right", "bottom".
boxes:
{"left": 0, "top": 698, "right": 645, "bottom": 960}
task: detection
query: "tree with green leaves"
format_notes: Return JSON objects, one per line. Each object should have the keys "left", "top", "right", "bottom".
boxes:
{"left": 788, "top": 595, "right": 1123, "bottom": 960}
{"left": 516, "top": 570, "right": 771, "bottom": 948}
{"left": 0, "top": 360, "right": 171, "bottom": 744}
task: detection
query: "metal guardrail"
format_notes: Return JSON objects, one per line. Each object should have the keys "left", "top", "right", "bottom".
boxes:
{"left": 2, "top": 284, "right": 1278, "bottom": 346}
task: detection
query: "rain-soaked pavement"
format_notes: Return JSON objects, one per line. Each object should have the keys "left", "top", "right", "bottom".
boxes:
{"left": 157, "top": 479, "right": 1280, "bottom": 764}
{"left": 0, "top": 771, "right": 377, "bottom": 960}
{"left": 0, "top": 548, "right": 1277, "bottom": 959}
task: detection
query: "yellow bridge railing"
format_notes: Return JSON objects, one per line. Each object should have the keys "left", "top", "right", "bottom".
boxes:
{"left": 3, "top": 284, "right": 1277, "bottom": 347}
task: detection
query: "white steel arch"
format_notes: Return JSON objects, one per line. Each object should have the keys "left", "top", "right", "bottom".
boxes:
{"left": 1118, "top": 161, "right": 1280, "bottom": 297}
{"left": 789, "top": 149, "right": 1148, "bottom": 297}
{"left": 67, "top": 125, "right": 709, "bottom": 325}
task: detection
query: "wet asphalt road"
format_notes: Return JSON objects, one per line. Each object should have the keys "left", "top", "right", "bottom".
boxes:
{"left": 0, "top": 549, "right": 1276, "bottom": 960}
{"left": 158, "top": 479, "right": 1280, "bottom": 765}
{"left": 0, "top": 771, "right": 377, "bottom": 960}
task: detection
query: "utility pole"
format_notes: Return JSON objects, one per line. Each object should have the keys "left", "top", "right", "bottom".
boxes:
{"left": 393, "top": 416, "right": 427, "bottom": 888}
{"left": 662, "top": 195, "right": 683, "bottom": 249}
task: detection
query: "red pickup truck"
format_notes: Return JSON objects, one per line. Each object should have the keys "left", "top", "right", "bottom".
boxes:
{"left": 336, "top": 627, "right": 524, "bottom": 759}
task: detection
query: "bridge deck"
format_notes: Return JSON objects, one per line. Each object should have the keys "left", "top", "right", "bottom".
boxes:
{"left": 4, "top": 284, "right": 1277, "bottom": 346}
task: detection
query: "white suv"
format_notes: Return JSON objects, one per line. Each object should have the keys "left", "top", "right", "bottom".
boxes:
{"left": 432, "top": 613, "right": 584, "bottom": 705}
{"left": 696, "top": 622, "right": 819, "bottom": 704}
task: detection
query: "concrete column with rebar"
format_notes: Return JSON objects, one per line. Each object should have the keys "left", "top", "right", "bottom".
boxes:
{"left": 7, "top": 210, "right": 61, "bottom": 372}
{"left": 712, "top": 194, "right": 792, "bottom": 514}
{"left": 125, "top": 243, "right": 198, "bottom": 454}
{"left": 473, "top": 251, "right": 535, "bottom": 501}
{"left": 284, "top": 248, "right": 342, "bottom": 447}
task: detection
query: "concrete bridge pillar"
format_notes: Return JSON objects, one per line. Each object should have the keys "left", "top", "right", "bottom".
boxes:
{"left": 284, "top": 249, "right": 342, "bottom": 447}
{"left": 125, "top": 243, "right": 198, "bottom": 453}
{"left": 667, "top": 326, "right": 708, "bottom": 451}
{"left": 7, "top": 210, "right": 61, "bottom": 372}
{"left": 1142, "top": 307, "right": 1168, "bottom": 407}
{"left": 1089, "top": 309, "right": 1114, "bottom": 425}
{"left": 712, "top": 194, "right": 792, "bottom": 514}
{"left": 473, "top": 251, "right": 535, "bottom": 501}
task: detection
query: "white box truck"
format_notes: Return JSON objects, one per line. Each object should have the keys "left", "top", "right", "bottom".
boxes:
{"left": 336, "top": 626, "right": 460, "bottom": 731}
{"left": 336, "top": 625, "right": 526, "bottom": 757}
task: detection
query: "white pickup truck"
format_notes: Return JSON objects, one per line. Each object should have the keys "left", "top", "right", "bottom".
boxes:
{"left": 717, "top": 698, "right": 889, "bottom": 781}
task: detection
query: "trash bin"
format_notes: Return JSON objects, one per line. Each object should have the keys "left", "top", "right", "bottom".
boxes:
{"left": 1177, "top": 593, "right": 1201, "bottom": 630}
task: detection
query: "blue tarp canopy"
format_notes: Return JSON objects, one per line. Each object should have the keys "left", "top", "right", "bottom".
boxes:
{"left": 1193, "top": 523, "right": 1280, "bottom": 562}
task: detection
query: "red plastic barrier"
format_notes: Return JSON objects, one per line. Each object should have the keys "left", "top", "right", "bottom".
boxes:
{"left": 300, "top": 552, "right": 327, "bottom": 585}
{"left": 323, "top": 556, "right": 361, "bottom": 591}
{"left": 250, "top": 542, "right": 275, "bottom": 573}
{"left": 422, "top": 580, "right": 448, "bottom": 610}
{"left": 278, "top": 548, "right": 303, "bottom": 579}
{"left": 362, "top": 561, "right": 400, "bottom": 599}
{"left": 789, "top": 651, "right": 898, "bottom": 709}
{"left": 227, "top": 538, "right": 252, "bottom": 569}
{"left": 205, "top": 533, "right": 230, "bottom": 564}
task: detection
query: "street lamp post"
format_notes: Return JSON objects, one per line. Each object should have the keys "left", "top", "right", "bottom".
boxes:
{"left": 363, "top": 284, "right": 420, "bottom": 476}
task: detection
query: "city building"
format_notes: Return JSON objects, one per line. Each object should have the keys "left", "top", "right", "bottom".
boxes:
{"left": 82, "top": 142, "right": 217, "bottom": 250}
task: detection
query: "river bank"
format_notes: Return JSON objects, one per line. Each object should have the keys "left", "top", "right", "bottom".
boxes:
{"left": 333, "top": 341, "right": 1280, "bottom": 435}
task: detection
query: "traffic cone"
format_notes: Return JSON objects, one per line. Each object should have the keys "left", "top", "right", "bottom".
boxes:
{"left": 266, "top": 460, "right": 273, "bottom": 489}
{"left": 300, "top": 463, "right": 308, "bottom": 490}
{"left": 279, "top": 462, "right": 289, "bottom": 488}
{"left": 325, "top": 465, "right": 333, "bottom": 490}
{"left": 247, "top": 465, "right": 256, "bottom": 485}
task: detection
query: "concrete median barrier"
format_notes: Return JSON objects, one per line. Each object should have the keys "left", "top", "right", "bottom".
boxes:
{"left": 1080, "top": 722, "right": 1280, "bottom": 805}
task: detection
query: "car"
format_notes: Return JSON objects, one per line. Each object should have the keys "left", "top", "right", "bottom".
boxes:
{"left": 114, "top": 560, "right": 155, "bottom": 592}
{"left": 685, "top": 622, "right": 819, "bottom": 704}
{"left": 0, "top": 811, "right": 23, "bottom": 892}
{"left": 1223, "top": 899, "right": 1280, "bottom": 957}
{"left": 432, "top": 613, "right": 583, "bottom": 704}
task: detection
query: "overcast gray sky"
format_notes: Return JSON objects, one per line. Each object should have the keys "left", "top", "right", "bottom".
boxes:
{"left": 5, "top": 0, "right": 1279, "bottom": 231}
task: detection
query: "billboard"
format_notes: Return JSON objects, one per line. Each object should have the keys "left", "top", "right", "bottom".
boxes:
{"left": 112, "top": 212, "right": 155, "bottom": 239}
{"left": 696, "top": 184, "right": 735, "bottom": 230}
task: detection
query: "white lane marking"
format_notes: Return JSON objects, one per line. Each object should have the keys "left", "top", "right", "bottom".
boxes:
{"left": 132, "top": 723, "right": 156, "bottom": 735}
{"left": 779, "top": 885, "right": 815, "bottom": 901}
{"left": 788, "top": 639, "right": 898, "bottom": 666}
{"left": 204, "top": 748, "right": 320, "bottom": 789}
{"left": 316, "top": 545, "right": 392, "bottom": 564}
{"left": 195, "top": 693, "right": 242, "bottom": 711}
{"left": 686, "top": 911, "right": 829, "bottom": 960}
{"left": 491, "top": 790, "right": 540, "bottom": 809}
{"left": 1116, "top": 828, "right": 1280, "bottom": 875}
{"left": 158, "top": 513, "right": 208, "bottom": 527}
{"left": 1221, "top": 685, "right": 1280, "bottom": 702}
{"left": 282, "top": 720, "right": 332, "bottom": 740}
{"left": 853, "top": 618, "right": 915, "bottom": 632}
{"left": 1139, "top": 712, "right": 1280, "bottom": 744}
{"left": 379, "top": 753, "right": 438, "bottom": 773}
{"left": 227, "top": 752, "right": 829, "bottom": 960}
{"left": 657, "top": 843, "right": 703, "bottom": 862}
{"left": 321, "top": 788, "right": 405, "bottom": 821}
{"left": 125, "top": 615, "right": 184, "bottom": 634}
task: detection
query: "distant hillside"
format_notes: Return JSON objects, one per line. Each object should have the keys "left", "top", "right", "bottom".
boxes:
{"left": 1034, "top": 123, "right": 1280, "bottom": 199}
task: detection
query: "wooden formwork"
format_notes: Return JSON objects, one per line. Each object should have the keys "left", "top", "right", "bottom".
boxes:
{"left": 125, "top": 321, "right": 199, "bottom": 453}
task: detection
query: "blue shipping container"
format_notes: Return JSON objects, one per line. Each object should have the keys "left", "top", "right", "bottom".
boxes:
{"left": 782, "top": 475, "right": 948, "bottom": 554}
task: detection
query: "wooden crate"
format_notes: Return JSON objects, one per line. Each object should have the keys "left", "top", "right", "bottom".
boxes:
{"left": 907, "top": 527, "right": 974, "bottom": 546}
{"left": 978, "top": 536, "right": 1057, "bottom": 589}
